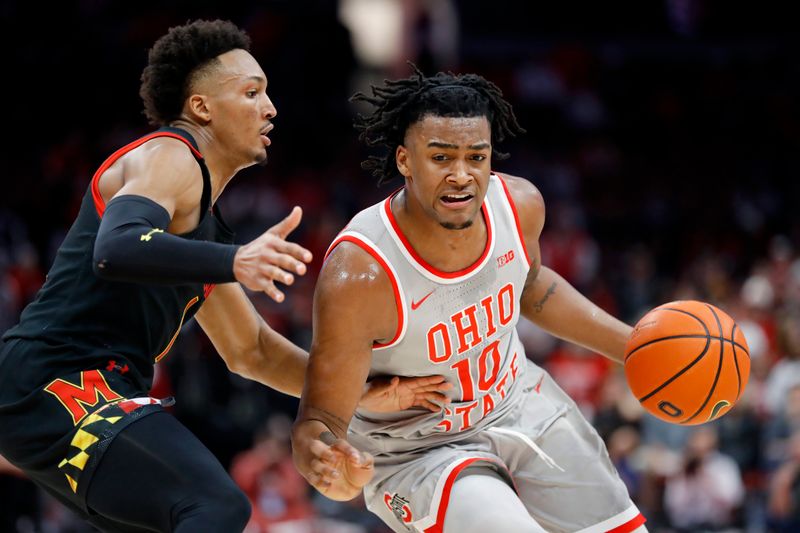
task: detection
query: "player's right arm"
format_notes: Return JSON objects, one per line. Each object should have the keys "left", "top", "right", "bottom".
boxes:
{"left": 503, "top": 174, "right": 632, "bottom": 364}
{"left": 291, "top": 241, "right": 398, "bottom": 501}
{"left": 91, "top": 138, "right": 310, "bottom": 300}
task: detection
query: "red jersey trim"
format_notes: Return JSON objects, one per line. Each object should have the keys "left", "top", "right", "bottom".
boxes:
{"left": 326, "top": 234, "right": 405, "bottom": 349}
{"left": 495, "top": 174, "right": 532, "bottom": 266}
{"left": 607, "top": 513, "right": 646, "bottom": 533}
{"left": 575, "top": 504, "right": 647, "bottom": 533}
{"left": 90, "top": 132, "right": 203, "bottom": 219}
{"left": 382, "top": 190, "right": 493, "bottom": 279}
{"left": 154, "top": 296, "right": 200, "bottom": 363}
{"left": 203, "top": 283, "right": 216, "bottom": 299}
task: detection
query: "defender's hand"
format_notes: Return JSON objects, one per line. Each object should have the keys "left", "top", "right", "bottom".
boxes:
{"left": 360, "top": 375, "right": 452, "bottom": 412}
{"left": 233, "top": 206, "right": 313, "bottom": 302}
{"left": 306, "top": 433, "right": 374, "bottom": 501}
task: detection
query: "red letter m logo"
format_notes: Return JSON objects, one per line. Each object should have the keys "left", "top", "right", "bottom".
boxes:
{"left": 44, "top": 370, "right": 122, "bottom": 425}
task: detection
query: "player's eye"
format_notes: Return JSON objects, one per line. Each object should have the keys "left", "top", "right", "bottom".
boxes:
{"left": 471, "top": 154, "right": 487, "bottom": 162}
{"left": 432, "top": 154, "right": 448, "bottom": 161}
{"left": 246, "top": 90, "right": 258, "bottom": 98}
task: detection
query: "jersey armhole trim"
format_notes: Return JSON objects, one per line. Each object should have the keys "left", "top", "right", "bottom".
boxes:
{"left": 495, "top": 174, "right": 533, "bottom": 266}
{"left": 325, "top": 232, "right": 407, "bottom": 350}
{"left": 91, "top": 132, "right": 203, "bottom": 219}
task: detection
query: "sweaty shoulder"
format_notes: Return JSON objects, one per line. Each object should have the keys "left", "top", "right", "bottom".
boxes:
{"left": 495, "top": 172, "right": 545, "bottom": 242}
{"left": 122, "top": 137, "right": 202, "bottom": 192}
{"left": 315, "top": 240, "right": 397, "bottom": 344}
{"left": 103, "top": 136, "right": 204, "bottom": 222}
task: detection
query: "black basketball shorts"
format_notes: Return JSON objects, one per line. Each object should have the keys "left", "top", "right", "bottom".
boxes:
{"left": 0, "top": 362, "right": 165, "bottom": 516}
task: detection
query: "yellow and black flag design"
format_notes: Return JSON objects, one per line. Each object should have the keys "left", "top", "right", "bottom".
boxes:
{"left": 58, "top": 398, "right": 160, "bottom": 493}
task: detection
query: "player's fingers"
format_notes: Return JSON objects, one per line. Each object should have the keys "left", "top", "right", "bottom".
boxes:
{"left": 312, "top": 474, "right": 331, "bottom": 492}
{"left": 260, "top": 280, "right": 285, "bottom": 303}
{"left": 354, "top": 451, "right": 374, "bottom": 469}
{"left": 410, "top": 375, "right": 447, "bottom": 385}
{"left": 258, "top": 264, "right": 295, "bottom": 286}
{"left": 310, "top": 458, "right": 340, "bottom": 479}
{"left": 331, "top": 439, "right": 362, "bottom": 463}
{"left": 268, "top": 238, "right": 313, "bottom": 265}
{"left": 411, "top": 381, "right": 454, "bottom": 393}
{"left": 419, "top": 399, "right": 442, "bottom": 412}
{"left": 404, "top": 375, "right": 452, "bottom": 391}
{"left": 420, "top": 391, "right": 450, "bottom": 404}
{"left": 309, "top": 439, "right": 337, "bottom": 463}
{"left": 263, "top": 250, "right": 308, "bottom": 277}
{"left": 267, "top": 206, "right": 302, "bottom": 239}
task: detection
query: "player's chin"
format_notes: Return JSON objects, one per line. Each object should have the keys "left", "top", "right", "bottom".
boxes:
{"left": 439, "top": 215, "right": 475, "bottom": 231}
{"left": 436, "top": 204, "right": 480, "bottom": 230}
{"left": 254, "top": 148, "right": 268, "bottom": 167}
{"left": 439, "top": 208, "right": 476, "bottom": 230}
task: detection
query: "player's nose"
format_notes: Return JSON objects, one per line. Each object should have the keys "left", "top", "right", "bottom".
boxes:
{"left": 262, "top": 94, "right": 277, "bottom": 120}
{"left": 447, "top": 160, "right": 473, "bottom": 185}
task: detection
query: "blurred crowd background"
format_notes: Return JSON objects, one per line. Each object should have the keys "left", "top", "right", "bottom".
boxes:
{"left": 2, "top": 1, "right": 800, "bottom": 532}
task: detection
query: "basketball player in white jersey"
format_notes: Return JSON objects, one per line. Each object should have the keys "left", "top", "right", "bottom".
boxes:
{"left": 292, "top": 67, "right": 648, "bottom": 533}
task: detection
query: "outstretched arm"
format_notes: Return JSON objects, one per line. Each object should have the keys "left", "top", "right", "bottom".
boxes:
{"left": 292, "top": 242, "right": 399, "bottom": 500}
{"left": 196, "top": 282, "right": 309, "bottom": 396}
{"left": 521, "top": 265, "right": 630, "bottom": 364}
{"left": 92, "top": 138, "right": 312, "bottom": 301}
{"left": 502, "top": 174, "right": 631, "bottom": 364}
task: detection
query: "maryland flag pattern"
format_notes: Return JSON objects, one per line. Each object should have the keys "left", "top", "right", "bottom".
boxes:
{"left": 58, "top": 397, "right": 160, "bottom": 493}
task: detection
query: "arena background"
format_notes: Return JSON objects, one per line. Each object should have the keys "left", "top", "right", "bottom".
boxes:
{"left": 2, "top": 1, "right": 800, "bottom": 531}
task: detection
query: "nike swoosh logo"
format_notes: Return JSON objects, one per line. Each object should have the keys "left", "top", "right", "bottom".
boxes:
{"left": 411, "top": 290, "right": 435, "bottom": 310}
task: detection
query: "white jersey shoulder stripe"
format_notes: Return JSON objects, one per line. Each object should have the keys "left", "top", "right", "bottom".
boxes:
{"left": 379, "top": 189, "right": 497, "bottom": 285}
{"left": 494, "top": 174, "right": 532, "bottom": 267}
{"left": 325, "top": 230, "right": 407, "bottom": 350}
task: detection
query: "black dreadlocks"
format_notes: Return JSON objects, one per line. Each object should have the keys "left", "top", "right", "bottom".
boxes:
{"left": 351, "top": 64, "right": 525, "bottom": 186}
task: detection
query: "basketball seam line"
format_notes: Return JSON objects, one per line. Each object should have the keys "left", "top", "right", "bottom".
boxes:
{"left": 732, "top": 323, "right": 742, "bottom": 401}
{"left": 626, "top": 306, "right": 715, "bottom": 363}
{"left": 637, "top": 307, "right": 711, "bottom": 403}
{"left": 680, "top": 304, "right": 726, "bottom": 424}
{"left": 638, "top": 334, "right": 711, "bottom": 403}
{"left": 625, "top": 334, "right": 749, "bottom": 362}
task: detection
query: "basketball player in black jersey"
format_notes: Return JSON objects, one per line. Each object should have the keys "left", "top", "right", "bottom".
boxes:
{"left": 0, "top": 20, "right": 450, "bottom": 532}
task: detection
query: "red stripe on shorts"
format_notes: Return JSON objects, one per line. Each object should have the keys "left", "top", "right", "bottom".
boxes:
{"left": 606, "top": 512, "right": 646, "bottom": 533}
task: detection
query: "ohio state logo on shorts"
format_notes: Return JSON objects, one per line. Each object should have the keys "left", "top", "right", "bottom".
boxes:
{"left": 384, "top": 491, "right": 413, "bottom": 523}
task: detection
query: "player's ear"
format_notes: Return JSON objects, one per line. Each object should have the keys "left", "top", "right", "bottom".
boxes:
{"left": 396, "top": 145, "right": 411, "bottom": 178}
{"left": 186, "top": 94, "right": 211, "bottom": 124}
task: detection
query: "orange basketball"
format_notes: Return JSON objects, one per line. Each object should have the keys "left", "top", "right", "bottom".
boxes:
{"left": 624, "top": 300, "right": 750, "bottom": 425}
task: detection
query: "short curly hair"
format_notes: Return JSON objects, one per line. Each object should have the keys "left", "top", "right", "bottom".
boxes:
{"left": 139, "top": 19, "right": 251, "bottom": 126}
{"left": 351, "top": 64, "right": 525, "bottom": 186}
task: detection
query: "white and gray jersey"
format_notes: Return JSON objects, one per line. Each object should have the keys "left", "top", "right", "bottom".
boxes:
{"left": 327, "top": 174, "right": 546, "bottom": 456}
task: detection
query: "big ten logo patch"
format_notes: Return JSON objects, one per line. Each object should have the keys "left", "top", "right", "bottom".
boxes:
{"left": 384, "top": 492, "right": 413, "bottom": 524}
{"left": 496, "top": 249, "right": 515, "bottom": 268}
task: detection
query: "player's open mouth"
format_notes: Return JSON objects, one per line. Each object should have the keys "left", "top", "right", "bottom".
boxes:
{"left": 440, "top": 193, "right": 473, "bottom": 208}
{"left": 260, "top": 125, "right": 273, "bottom": 147}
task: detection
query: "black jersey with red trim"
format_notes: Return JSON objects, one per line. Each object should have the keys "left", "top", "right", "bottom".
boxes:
{"left": 1, "top": 127, "right": 234, "bottom": 393}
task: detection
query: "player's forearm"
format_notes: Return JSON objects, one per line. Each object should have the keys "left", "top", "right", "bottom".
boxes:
{"left": 93, "top": 195, "right": 238, "bottom": 284}
{"left": 521, "top": 266, "right": 631, "bottom": 364}
{"left": 237, "top": 325, "right": 308, "bottom": 397}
